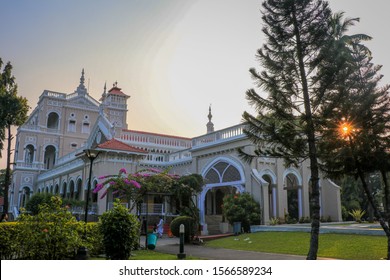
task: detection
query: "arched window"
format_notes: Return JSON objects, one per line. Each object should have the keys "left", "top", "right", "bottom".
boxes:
{"left": 47, "top": 112, "right": 59, "bottom": 130}
{"left": 69, "top": 180, "right": 75, "bottom": 199}
{"left": 61, "top": 182, "right": 67, "bottom": 199}
{"left": 204, "top": 161, "right": 242, "bottom": 185}
{"left": 44, "top": 145, "right": 56, "bottom": 170}
{"left": 24, "top": 144, "right": 35, "bottom": 164}
{"left": 75, "top": 178, "right": 82, "bottom": 200}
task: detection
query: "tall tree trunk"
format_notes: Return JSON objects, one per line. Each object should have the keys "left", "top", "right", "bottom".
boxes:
{"left": 3, "top": 124, "right": 12, "bottom": 215}
{"left": 292, "top": 6, "right": 320, "bottom": 260}
{"left": 351, "top": 138, "right": 390, "bottom": 260}
{"left": 380, "top": 170, "right": 390, "bottom": 260}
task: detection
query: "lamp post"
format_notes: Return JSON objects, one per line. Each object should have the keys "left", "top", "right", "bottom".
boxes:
{"left": 83, "top": 149, "right": 100, "bottom": 226}
{"left": 177, "top": 224, "right": 186, "bottom": 259}
{"left": 76, "top": 149, "right": 99, "bottom": 259}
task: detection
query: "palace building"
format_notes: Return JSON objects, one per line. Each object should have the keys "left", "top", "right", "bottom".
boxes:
{"left": 9, "top": 70, "right": 342, "bottom": 234}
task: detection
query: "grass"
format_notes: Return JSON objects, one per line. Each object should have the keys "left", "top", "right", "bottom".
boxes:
{"left": 205, "top": 232, "right": 387, "bottom": 260}
{"left": 91, "top": 250, "right": 201, "bottom": 260}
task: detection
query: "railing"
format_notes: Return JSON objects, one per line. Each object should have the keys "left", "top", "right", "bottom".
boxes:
{"left": 71, "top": 204, "right": 98, "bottom": 215}
{"left": 15, "top": 162, "right": 44, "bottom": 170}
{"left": 107, "top": 202, "right": 129, "bottom": 211}
{"left": 139, "top": 203, "right": 165, "bottom": 215}
{"left": 20, "top": 125, "right": 60, "bottom": 134}
{"left": 42, "top": 90, "right": 67, "bottom": 99}
{"left": 192, "top": 124, "right": 246, "bottom": 148}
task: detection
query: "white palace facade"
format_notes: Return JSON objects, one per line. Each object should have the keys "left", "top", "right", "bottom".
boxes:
{"left": 9, "top": 70, "right": 342, "bottom": 234}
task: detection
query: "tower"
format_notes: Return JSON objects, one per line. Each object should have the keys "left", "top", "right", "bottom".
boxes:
{"left": 100, "top": 81, "right": 130, "bottom": 133}
{"left": 206, "top": 105, "right": 214, "bottom": 134}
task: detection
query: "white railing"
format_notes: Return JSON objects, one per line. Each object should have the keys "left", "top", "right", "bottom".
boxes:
{"left": 192, "top": 124, "right": 246, "bottom": 148}
{"left": 43, "top": 90, "right": 67, "bottom": 99}
{"left": 107, "top": 202, "right": 129, "bottom": 211}
{"left": 19, "top": 125, "right": 60, "bottom": 134}
{"left": 15, "top": 162, "right": 44, "bottom": 170}
{"left": 139, "top": 203, "right": 165, "bottom": 215}
{"left": 71, "top": 204, "right": 98, "bottom": 215}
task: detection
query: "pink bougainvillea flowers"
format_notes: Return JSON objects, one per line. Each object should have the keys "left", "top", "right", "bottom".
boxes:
{"left": 93, "top": 183, "right": 104, "bottom": 193}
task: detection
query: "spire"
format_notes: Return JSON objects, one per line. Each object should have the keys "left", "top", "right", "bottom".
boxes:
{"left": 80, "top": 68, "right": 85, "bottom": 86}
{"left": 76, "top": 68, "right": 87, "bottom": 94}
{"left": 208, "top": 105, "right": 212, "bottom": 122}
{"left": 206, "top": 104, "right": 214, "bottom": 134}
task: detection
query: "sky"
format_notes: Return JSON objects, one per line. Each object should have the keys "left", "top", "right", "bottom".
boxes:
{"left": 1, "top": 0, "right": 390, "bottom": 168}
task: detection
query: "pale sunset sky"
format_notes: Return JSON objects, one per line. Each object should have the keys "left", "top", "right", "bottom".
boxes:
{"left": 1, "top": 0, "right": 390, "bottom": 168}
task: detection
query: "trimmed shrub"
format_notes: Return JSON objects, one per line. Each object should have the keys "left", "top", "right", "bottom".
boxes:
{"left": 0, "top": 222, "right": 19, "bottom": 259}
{"left": 99, "top": 200, "right": 139, "bottom": 260}
{"left": 78, "top": 222, "right": 105, "bottom": 257}
{"left": 25, "top": 193, "right": 53, "bottom": 215}
{"left": 17, "top": 196, "right": 83, "bottom": 259}
{"left": 170, "top": 216, "right": 195, "bottom": 243}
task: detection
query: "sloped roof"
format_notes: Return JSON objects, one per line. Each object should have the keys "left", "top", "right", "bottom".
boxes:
{"left": 97, "top": 138, "right": 147, "bottom": 154}
{"left": 107, "top": 86, "right": 129, "bottom": 98}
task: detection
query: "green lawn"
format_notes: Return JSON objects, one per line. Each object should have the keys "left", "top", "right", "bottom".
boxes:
{"left": 205, "top": 232, "right": 387, "bottom": 260}
{"left": 130, "top": 250, "right": 200, "bottom": 260}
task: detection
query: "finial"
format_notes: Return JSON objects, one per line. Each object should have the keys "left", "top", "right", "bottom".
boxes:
{"left": 113, "top": 81, "right": 118, "bottom": 87}
{"left": 80, "top": 68, "right": 85, "bottom": 86}
{"left": 76, "top": 68, "right": 87, "bottom": 93}
{"left": 207, "top": 104, "right": 214, "bottom": 134}
{"left": 208, "top": 104, "right": 212, "bottom": 122}
{"left": 103, "top": 82, "right": 107, "bottom": 93}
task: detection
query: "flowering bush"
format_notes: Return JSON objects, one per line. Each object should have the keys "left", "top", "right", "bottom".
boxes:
{"left": 93, "top": 168, "right": 202, "bottom": 212}
{"left": 222, "top": 192, "right": 262, "bottom": 232}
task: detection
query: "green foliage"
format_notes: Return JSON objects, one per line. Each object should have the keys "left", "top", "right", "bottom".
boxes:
{"left": 25, "top": 193, "right": 54, "bottom": 215}
{"left": 0, "top": 220, "right": 104, "bottom": 260}
{"left": 222, "top": 193, "right": 261, "bottom": 232}
{"left": 16, "top": 196, "right": 83, "bottom": 259}
{"left": 269, "top": 217, "right": 280, "bottom": 226}
{"left": 170, "top": 216, "right": 196, "bottom": 243}
{"left": 349, "top": 209, "right": 366, "bottom": 223}
{"left": 83, "top": 222, "right": 104, "bottom": 257}
{"left": 298, "top": 217, "right": 311, "bottom": 224}
{"left": 99, "top": 199, "right": 139, "bottom": 259}
{"left": 0, "top": 222, "right": 19, "bottom": 259}
{"left": 0, "top": 58, "right": 30, "bottom": 213}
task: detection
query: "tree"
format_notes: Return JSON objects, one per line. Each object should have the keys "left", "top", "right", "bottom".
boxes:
{"left": 317, "top": 13, "right": 390, "bottom": 258}
{"left": 0, "top": 59, "right": 29, "bottom": 215}
{"left": 241, "top": 0, "right": 354, "bottom": 259}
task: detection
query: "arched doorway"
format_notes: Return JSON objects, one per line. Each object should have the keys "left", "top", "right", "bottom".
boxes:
{"left": 284, "top": 172, "right": 302, "bottom": 221}
{"left": 199, "top": 157, "right": 246, "bottom": 234}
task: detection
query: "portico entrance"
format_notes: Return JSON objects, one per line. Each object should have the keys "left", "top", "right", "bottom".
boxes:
{"left": 199, "top": 157, "right": 246, "bottom": 235}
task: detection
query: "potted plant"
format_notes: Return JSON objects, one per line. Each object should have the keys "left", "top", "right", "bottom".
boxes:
{"left": 222, "top": 192, "right": 261, "bottom": 234}
{"left": 219, "top": 211, "right": 230, "bottom": 233}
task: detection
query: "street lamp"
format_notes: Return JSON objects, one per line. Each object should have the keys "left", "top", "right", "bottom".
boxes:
{"left": 75, "top": 148, "right": 99, "bottom": 259}
{"left": 83, "top": 149, "right": 100, "bottom": 225}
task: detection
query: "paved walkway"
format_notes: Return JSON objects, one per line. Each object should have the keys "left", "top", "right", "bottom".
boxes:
{"left": 140, "top": 236, "right": 307, "bottom": 260}
{"left": 141, "top": 222, "right": 385, "bottom": 260}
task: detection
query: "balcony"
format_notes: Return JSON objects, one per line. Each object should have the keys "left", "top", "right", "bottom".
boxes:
{"left": 191, "top": 124, "right": 246, "bottom": 149}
